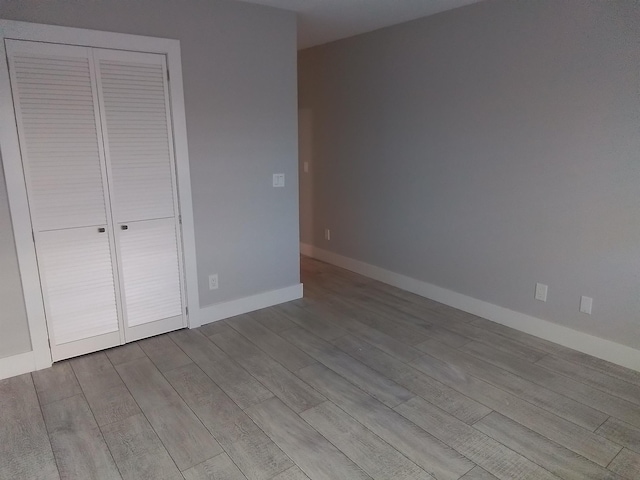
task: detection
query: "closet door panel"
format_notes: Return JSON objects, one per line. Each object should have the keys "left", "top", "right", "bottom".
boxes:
{"left": 94, "top": 48, "right": 185, "bottom": 335}
{"left": 95, "top": 51, "right": 176, "bottom": 223}
{"left": 6, "top": 40, "right": 122, "bottom": 360}
{"left": 37, "top": 227, "right": 120, "bottom": 345}
{"left": 6, "top": 41, "right": 109, "bottom": 231}
{"left": 118, "top": 218, "right": 183, "bottom": 327}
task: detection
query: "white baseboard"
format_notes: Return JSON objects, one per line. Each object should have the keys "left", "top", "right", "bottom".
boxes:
{"left": 197, "top": 283, "right": 304, "bottom": 328}
{"left": 300, "top": 242, "right": 315, "bottom": 256}
{"left": 0, "top": 350, "right": 37, "bottom": 380}
{"left": 302, "top": 243, "right": 640, "bottom": 372}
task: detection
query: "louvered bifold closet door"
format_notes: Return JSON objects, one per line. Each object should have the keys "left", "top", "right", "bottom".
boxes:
{"left": 6, "top": 40, "right": 121, "bottom": 360}
{"left": 94, "top": 49, "right": 185, "bottom": 341}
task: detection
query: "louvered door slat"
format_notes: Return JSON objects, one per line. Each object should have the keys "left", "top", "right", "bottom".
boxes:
{"left": 7, "top": 42, "right": 108, "bottom": 231}
{"left": 96, "top": 53, "right": 176, "bottom": 223}
{"left": 118, "top": 219, "right": 182, "bottom": 327}
{"left": 37, "top": 227, "right": 119, "bottom": 345}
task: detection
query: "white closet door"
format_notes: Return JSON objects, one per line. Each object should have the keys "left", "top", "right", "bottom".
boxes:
{"left": 117, "top": 219, "right": 183, "bottom": 327}
{"left": 7, "top": 41, "right": 109, "bottom": 230}
{"left": 36, "top": 227, "right": 120, "bottom": 358}
{"left": 6, "top": 40, "right": 121, "bottom": 360}
{"left": 96, "top": 50, "right": 176, "bottom": 223}
{"left": 94, "top": 49, "right": 185, "bottom": 339}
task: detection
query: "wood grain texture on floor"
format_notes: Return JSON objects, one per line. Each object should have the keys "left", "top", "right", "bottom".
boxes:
{"left": 1, "top": 256, "right": 639, "bottom": 479}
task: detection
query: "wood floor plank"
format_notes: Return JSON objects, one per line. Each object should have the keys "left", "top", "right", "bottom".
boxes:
{"left": 170, "top": 329, "right": 273, "bottom": 409}
{"left": 608, "top": 449, "right": 640, "bottom": 480}
{"left": 460, "top": 467, "right": 499, "bottom": 479}
{"left": 352, "top": 292, "right": 472, "bottom": 348}
{"left": 536, "top": 355, "right": 640, "bottom": 406}
{"left": 32, "top": 361, "right": 82, "bottom": 405}
{"left": 42, "top": 394, "right": 121, "bottom": 480}
{"left": 182, "top": 453, "right": 247, "bottom": 480}
{"left": 333, "top": 334, "right": 491, "bottom": 424}
{"left": 296, "top": 363, "right": 474, "bottom": 480}
{"left": 115, "top": 357, "right": 222, "bottom": 471}
{"left": 197, "top": 320, "right": 232, "bottom": 338}
{"left": 70, "top": 352, "right": 141, "bottom": 427}
{"left": 460, "top": 340, "right": 640, "bottom": 429}
{"left": 305, "top": 301, "right": 423, "bottom": 363}
{"left": 145, "top": 404, "right": 223, "bottom": 472}
{"left": 395, "top": 397, "right": 558, "bottom": 480}
{"left": 468, "top": 317, "right": 567, "bottom": 356}
{"left": 356, "top": 281, "right": 439, "bottom": 311}
{"left": 282, "top": 326, "right": 414, "bottom": 408}
{"left": 250, "top": 307, "right": 298, "bottom": 333}
{"left": 596, "top": 418, "right": 640, "bottom": 455}
{"left": 426, "top": 320, "right": 547, "bottom": 363}
{"left": 246, "top": 397, "right": 372, "bottom": 480}
{"left": 137, "top": 335, "right": 192, "bottom": 373}
{"left": 271, "top": 466, "right": 310, "bottom": 480}
{"left": 409, "top": 353, "right": 621, "bottom": 467}
{"left": 553, "top": 349, "right": 640, "bottom": 388}
{"left": 328, "top": 296, "right": 430, "bottom": 346}
{"left": 101, "top": 413, "right": 182, "bottom": 480}
{"left": 105, "top": 343, "right": 146, "bottom": 366}
{"left": 301, "top": 401, "right": 434, "bottom": 480}
{"left": 429, "top": 304, "right": 481, "bottom": 323}
{"left": 164, "top": 363, "right": 293, "bottom": 480}
{"left": 210, "top": 329, "right": 325, "bottom": 413}
{"left": 276, "top": 302, "right": 348, "bottom": 341}
{"left": 420, "top": 339, "right": 608, "bottom": 430}
{"left": 225, "top": 314, "right": 316, "bottom": 371}
{"left": 474, "top": 412, "right": 621, "bottom": 480}
{"left": 0, "top": 374, "right": 59, "bottom": 480}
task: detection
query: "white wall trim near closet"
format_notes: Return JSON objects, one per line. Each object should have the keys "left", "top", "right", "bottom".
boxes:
{"left": 199, "top": 283, "right": 304, "bottom": 327}
{"left": 0, "top": 20, "right": 200, "bottom": 376}
{"left": 0, "top": 351, "right": 37, "bottom": 380}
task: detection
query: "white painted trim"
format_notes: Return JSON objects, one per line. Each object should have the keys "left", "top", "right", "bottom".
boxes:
{"left": 302, "top": 244, "right": 640, "bottom": 372}
{"left": 0, "top": 20, "right": 199, "bottom": 370}
{"left": 198, "top": 284, "right": 303, "bottom": 327}
{"left": 0, "top": 351, "right": 37, "bottom": 380}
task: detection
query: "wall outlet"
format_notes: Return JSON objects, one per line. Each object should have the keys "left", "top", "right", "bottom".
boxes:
{"left": 273, "top": 173, "right": 285, "bottom": 187}
{"left": 535, "top": 283, "right": 548, "bottom": 302}
{"left": 580, "top": 296, "right": 593, "bottom": 314}
{"left": 209, "top": 274, "right": 219, "bottom": 290}
{"left": 303, "top": 161, "right": 309, "bottom": 173}
{"left": 325, "top": 228, "right": 331, "bottom": 241}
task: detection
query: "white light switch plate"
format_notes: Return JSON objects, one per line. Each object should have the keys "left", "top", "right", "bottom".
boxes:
{"left": 273, "top": 173, "right": 285, "bottom": 187}
{"left": 535, "top": 283, "right": 548, "bottom": 302}
{"left": 580, "top": 296, "right": 593, "bottom": 314}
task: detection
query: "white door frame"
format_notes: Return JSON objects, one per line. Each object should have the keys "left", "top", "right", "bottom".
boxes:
{"left": 0, "top": 20, "right": 201, "bottom": 370}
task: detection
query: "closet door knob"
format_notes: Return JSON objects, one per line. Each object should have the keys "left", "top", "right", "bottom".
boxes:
{"left": 98, "top": 227, "right": 106, "bottom": 233}
{"left": 121, "top": 225, "right": 128, "bottom": 230}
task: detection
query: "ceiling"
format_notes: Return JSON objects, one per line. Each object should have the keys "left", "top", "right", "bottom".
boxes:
{"left": 238, "top": 0, "right": 485, "bottom": 49}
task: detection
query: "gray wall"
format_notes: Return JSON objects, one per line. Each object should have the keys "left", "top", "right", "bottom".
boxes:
{"left": 0, "top": 0, "right": 300, "bottom": 358}
{"left": 299, "top": 0, "right": 640, "bottom": 349}
{"left": 0, "top": 153, "right": 31, "bottom": 358}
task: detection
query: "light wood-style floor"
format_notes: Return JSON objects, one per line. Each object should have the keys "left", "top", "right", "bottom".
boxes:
{"left": 2, "top": 256, "right": 640, "bottom": 480}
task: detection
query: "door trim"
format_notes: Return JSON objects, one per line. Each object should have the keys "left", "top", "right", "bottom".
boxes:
{"left": 0, "top": 20, "right": 200, "bottom": 369}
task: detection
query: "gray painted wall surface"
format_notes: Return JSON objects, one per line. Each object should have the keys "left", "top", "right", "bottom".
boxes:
{"left": 0, "top": 153, "right": 31, "bottom": 358}
{"left": 299, "top": 0, "right": 640, "bottom": 348}
{"left": 0, "top": 0, "right": 299, "bottom": 358}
